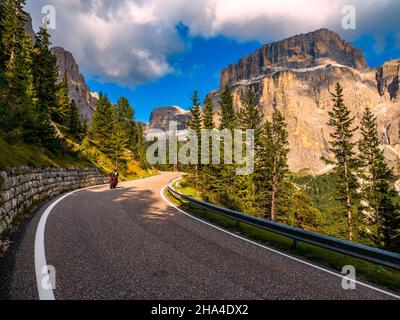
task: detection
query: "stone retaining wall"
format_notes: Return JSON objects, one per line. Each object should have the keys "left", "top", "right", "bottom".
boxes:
{"left": 0, "top": 167, "right": 108, "bottom": 250}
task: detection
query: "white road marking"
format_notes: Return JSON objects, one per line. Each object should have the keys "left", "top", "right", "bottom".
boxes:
{"left": 34, "top": 174, "right": 162, "bottom": 300}
{"left": 34, "top": 184, "right": 108, "bottom": 300}
{"left": 161, "top": 186, "right": 400, "bottom": 299}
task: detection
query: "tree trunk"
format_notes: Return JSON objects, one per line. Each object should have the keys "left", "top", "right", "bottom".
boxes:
{"left": 271, "top": 185, "right": 277, "bottom": 221}
{"left": 344, "top": 162, "right": 353, "bottom": 241}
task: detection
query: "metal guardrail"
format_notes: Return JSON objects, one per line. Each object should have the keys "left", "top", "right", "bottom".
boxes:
{"left": 167, "top": 178, "right": 400, "bottom": 271}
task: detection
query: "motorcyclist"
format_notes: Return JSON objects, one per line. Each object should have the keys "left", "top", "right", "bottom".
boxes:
{"left": 111, "top": 167, "right": 119, "bottom": 179}
{"left": 109, "top": 167, "right": 119, "bottom": 189}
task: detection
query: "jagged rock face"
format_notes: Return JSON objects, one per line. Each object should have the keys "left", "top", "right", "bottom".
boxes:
{"left": 147, "top": 106, "right": 190, "bottom": 132}
{"left": 209, "top": 29, "right": 400, "bottom": 174}
{"left": 221, "top": 29, "right": 368, "bottom": 88}
{"left": 376, "top": 59, "right": 400, "bottom": 100}
{"left": 24, "top": 13, "right": 35, "bottom": 41}
{"left": 24, "top": 14, "right": 97, "bottom": 122}
{"left": 51, "top": 47, "right": 98, "bottom": 121}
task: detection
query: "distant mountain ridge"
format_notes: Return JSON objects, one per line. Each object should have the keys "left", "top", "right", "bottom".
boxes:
{"left": 147, "top": 106, "right": 190, "bottom": 132}
{"left": 208, "top": 29, "right": 400, "bottom": 173}
{"left": 148, "top": 29, "right": 400, "bottom": 173}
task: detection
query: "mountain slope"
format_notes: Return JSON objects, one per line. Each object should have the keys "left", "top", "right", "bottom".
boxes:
{"left": 209, "top": 29, "right": 400, "bottom": 173}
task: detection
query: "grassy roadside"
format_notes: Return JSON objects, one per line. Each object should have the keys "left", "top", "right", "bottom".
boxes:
{"left": 0, "top": 131, "right": 156, "bottom": 255}
{"left": 166, "top": 184, "right": 400, "bottom": 294}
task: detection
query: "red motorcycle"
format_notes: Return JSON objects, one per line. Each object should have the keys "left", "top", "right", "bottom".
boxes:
{"left": 109, "top": 176, "right": 118, "bottom": 189}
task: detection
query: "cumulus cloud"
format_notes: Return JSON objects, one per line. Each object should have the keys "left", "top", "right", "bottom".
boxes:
{"left": 25, "top": 0, "right": 400, "bottom": 87}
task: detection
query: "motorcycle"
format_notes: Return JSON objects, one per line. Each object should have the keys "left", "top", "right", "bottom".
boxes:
{"left": 109, "top": 176, "right": 118, "bottom": 189}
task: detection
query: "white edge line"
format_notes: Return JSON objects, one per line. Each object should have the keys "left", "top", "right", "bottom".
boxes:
{"left": 160, "top": 185, "right": 400, "bottom": 300}
{"left": 34, "top": 183, "right": 108, "bottom": 300}
{"left": 34, "top": 174, "right": 163, "bottom": 300}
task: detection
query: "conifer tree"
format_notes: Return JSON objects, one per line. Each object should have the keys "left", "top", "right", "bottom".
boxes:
{"left": 0, "top": 0, "right": 35, "bottom": 142}
{"left": 68, "top": 99, "right": 80, "bottom": 137}
{"left": 115, "top": 97, "right": 137, "bottom": 155}
{"left": 187, "top": 90, "right": 202, "bottom": 138}
{"left": 215, "top": 85, "right": 238, "bottom": 199}
{"left": 238, "top": 88, "right": 262, "bottom": 133}
{"left": 200, "top": 95, "right": 219, "bottom": 193}
{"left": 186, "top": 90, "right": 203, "bottom": 189}
{"left": 324, "top": 82, "right": 359, "bottom": 241}
{"left": 32, "top": 24, "right": 58, "bottom": 115}
{"left": 80, "top": 117, "right": 88, "bottom": 137}
{"left": 202, "top": 95, "right": 215, "bottom": 130}
{"left": 236, "top": 88, "right": 263, "bottom": 214}
{"left": 57, "top": 73, "right": 70, "bottom": 124}
{"left": 358, "top": 106, "right": 400, "bottom": 250}
{"left": 111, "top": 119, "right": 129, "bottom": 164}
{"left": 219, "top": 85, "right": 236, "bottom": 131}
{"left": 89, "top": 93, "right": 114, "bottom": 155}
{"left": 136, "top": 121, "right": 147, "bottom": 167}
{"left": 110, "top": 97, "right": 135, "bottom": 162}
{"left": 255, "top": 110, "right": 289, "bottom": 221}
{"left": 31, "top": 23, "right": 59, "bottom": 149}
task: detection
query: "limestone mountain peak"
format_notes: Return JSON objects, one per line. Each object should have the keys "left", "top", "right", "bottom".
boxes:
{"left": 221, "top": 28, "right": 368, "bottom": 88}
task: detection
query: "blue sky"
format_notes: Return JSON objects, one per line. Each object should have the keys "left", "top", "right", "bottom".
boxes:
{"left": 88, "top": 32, "right": 400, "bottom": 123}
{"left": 87, "top": 34, "right": 261, "bottom": 122}
{"left": 26, "top": 0, "right": 400, "bottom": 122}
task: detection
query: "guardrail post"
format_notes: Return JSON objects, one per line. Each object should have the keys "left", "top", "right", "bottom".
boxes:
{"left": 235, "top": 220, "right": 240, "bottom": 228}
{"left": 292, "top": 239, "right": 299, "bottom": 250}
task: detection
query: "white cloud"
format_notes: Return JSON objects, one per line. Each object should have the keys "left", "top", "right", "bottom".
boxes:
{"left": 25, "top": 0, "right": 400, "bottom": 87}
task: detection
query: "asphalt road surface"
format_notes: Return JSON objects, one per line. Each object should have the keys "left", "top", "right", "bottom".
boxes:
{"left": 0, "top": 172, "right": 398, "bottom": 300}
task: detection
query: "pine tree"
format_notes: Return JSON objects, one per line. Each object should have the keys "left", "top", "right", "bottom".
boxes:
{"left": 116, "top": 97, "right": 138, "bottom": 155}
{"left": 110, "top": 118, "right": 129, "bottom": 165}
{"left": 110, "top": 97, "right": 135, "bottom": 163}
{"left": 219, "top": 85, "right": 236, "bottom": 131}
{"left": 215, "top": 85, "right": 238, "bottom": 200}
{"left": 186, "top": 90, "right": 203, "bottom": 189}
{"left": 202, "top": 95, "right": 215, "bottom": 130}
{"left": 57, "top": 73, "right": 70, "bottom": 124}
{"left": 89, "top": 93, "right": 114, "bottom": 155}
{"left": 135, "top": 121, "right": 147, "bottom": 167}
{"left": 200, "top": 95, "right": 219, "bottom": 193}
{"left": 235, "top": 88, "right": 263, "bottom": 214}
{"left": 80, "top": 117, "right": 88, "bottom": 137}
{"left": 68, "top": 99, "right": 80, "bottom": 137}
{"left": 358, "top": 106, "right": 400, "bottom": 250}
{"left": 238, "top": 88, "right": 262, "bottom": 133}
{"left": 278, "top": 185, "right": 322, "bottom": 231}
{"left": 30, "top": 23, "right": 60, "bottom": 149}
{"left": 0, "top": 0, "right": 35, "bottom": 143}
{"left": 324, "top": 82, "right": 359, "bottom": 241}
{"left": 255, "top": 110, "right": 289, "bottom": 221}
{"left": 32, "top": 24, "right": 59, "bottom": 114}
{"left": 187, "top": 90, "right": 202, "bottom": 138}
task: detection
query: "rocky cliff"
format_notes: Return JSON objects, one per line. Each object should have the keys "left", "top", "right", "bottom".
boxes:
{"left": 24, "top": 14, "right": 97, "bottom": 122}
{"left": 51, "top": 47, "right": 98, "bottom": 121}
{"left": 147, "top": 106, "right": 190, "bottom": 132}
{"left": 220, "top": 29, "right": 368, "bottom": 88}
{"left": 209, "top": 29, "right": 400, "bottom": 173}
{"left": 24, "top": 12, "right": 35, "bottom": 41}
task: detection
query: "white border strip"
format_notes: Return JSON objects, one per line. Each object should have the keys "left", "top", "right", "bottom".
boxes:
{"left": 161, "top": 186, "right": 400, "bottom": 300}
{"left": 34, "top": 174, "right": 161, "bottom": 300}
{"left": 34, "top": 184, "right": 107, "bottom": 300}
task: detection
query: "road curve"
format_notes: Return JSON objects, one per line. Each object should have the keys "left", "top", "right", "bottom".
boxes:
{"left": 0, "top": 172, "right": 398, "bottom": 300}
